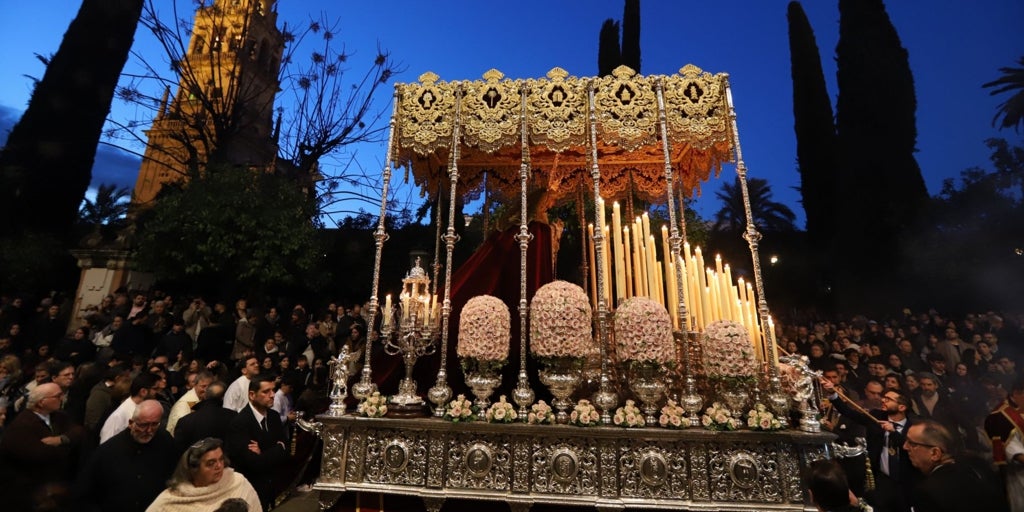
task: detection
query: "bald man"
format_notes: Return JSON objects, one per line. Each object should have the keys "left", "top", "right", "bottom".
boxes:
{"left": 76, "top": 399, "right": 178, "bottom": 512}
{"left": 0, "top": 382, "right": 84, "bottom": 510}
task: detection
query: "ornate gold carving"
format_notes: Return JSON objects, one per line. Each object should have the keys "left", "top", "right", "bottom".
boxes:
{"left": 394, "top": 66, "right": 736, "bottom": 204}
{"left": 397, "top": 73, "right": 458, "bottom": 157}
{"left": 462, "top": 69, "right": 520, "bottom": 154}
{"left": 594, "top": 66, "right": 657, "bottom": 152}
{"left": 526, "top": 68, "right": 587, "bottom": 153}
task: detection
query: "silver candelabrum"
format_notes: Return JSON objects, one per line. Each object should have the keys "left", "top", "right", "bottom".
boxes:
{"left": 381, "top": 259, "right": 441, "bottom": 412}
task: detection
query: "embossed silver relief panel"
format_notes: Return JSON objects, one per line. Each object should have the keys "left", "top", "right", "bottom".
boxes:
{"left": 446, "top": 434, "right": 512, "bottom": 492}
{"left": 531, "top": 441, "right": 599, "bottom": 496}
{"left": 363, "top": 429, "right": 428, "bottom": 486}
{"left": 706, "top": 442, "right": 783, "bottom": 503}
{"left": 321, "top": 427, "right": 347, "bottom": 483}
{"left": 618, "top": 442, "right": 689, "bottom": 500}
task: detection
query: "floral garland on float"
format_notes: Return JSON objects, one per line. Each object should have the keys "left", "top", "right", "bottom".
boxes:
{"left": 700, "top": 320, "right": 759, "bottom": 423}
{"left": 458, "top": 295, "right": 510, "bottom": 410}
{"left": 529, "top": 281, "right": 595, "bottom": 423}
{"left": 357, "top": 391, "right": 389, "bottom": 418}
{"left": 613, "top": 297, "right": 675, "bottom": 426}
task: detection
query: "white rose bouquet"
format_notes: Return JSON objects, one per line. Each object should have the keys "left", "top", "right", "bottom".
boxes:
{"left": 746, "top": 403, "right": 783, "bottom": 431}
{"left": 613, "top": 399, "right": 645, "bottom": 428}
{"left": 485, "top": 395, "right": 517, "bottom": 423}
{"left": 658, "top": 399, "right": 686, "bottom": 429}
{"left": 458, "top": 295, "right": 510, "bottom": 374}
{"left": 701, "top": 401, "right": 742, "bottom": 431}
{"left": 529, "top": 281, "right": 595, "bottom": 362}
{"left": 569, "top": 399, "right": 601, "bottom": 427}
{"left": 356, "top": 391, "right": 389, "bottom": 418}
{"left": 613, "top": 297, "right": 675, "bottom": 366}
{"left": 527, "top": 400, "right": 555, "bottom": 425}
{"left": 443, "top": 394, "right": 477, "bottom": 423}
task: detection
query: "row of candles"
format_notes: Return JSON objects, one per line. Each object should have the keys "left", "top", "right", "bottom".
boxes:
{"left": 381, "top": 292, "right": 440, "bottom": 331}
{"left": 587, "top": 199, "right": 779, "bottom": 365}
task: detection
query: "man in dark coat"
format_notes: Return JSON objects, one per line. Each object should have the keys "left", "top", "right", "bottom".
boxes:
{"left": 74, "top": 400, "right": 178, "bottom": 512}
{"left": 823, "top": 377, "right": 920, "bottom": 512}
{"left": 173, "top": 380, "right": 235, "bottom": 453}
{"left": 225, "top": 375, "right": 289, "bottom": 510}
{"left": 904, "top": 419, "right": 1008, "bottom": 512}
{"left": 0, "top": 382, "right": 84, "bottom": 510}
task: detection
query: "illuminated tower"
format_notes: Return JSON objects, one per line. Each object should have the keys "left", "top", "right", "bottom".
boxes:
{"left": 132, "top": 0, "right": 284, "bottom": 205}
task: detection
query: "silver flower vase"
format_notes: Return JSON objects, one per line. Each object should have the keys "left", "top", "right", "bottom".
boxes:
{"left": 539, "top": 357, "right": 582, "bottom": 424}
{"left": 464, "top": 370, "right": 502, "bottom": 410}
{"left": 718, "top": 382, "right": 749, "bottom": 422}
{"left": 628, "top": 362, "right": 666, "bottom": 426}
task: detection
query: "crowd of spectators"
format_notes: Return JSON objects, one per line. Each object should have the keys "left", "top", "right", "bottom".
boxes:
{"left": 791, "top": 309, "right": 1024, "bottom": 511}
{"left": 1, "top": 290, "right": 1021, "bottom": 512}
{"left": 0, "top": 291, "right": 369, "bottom": 511}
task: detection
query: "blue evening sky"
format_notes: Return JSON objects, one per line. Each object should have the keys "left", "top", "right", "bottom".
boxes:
{"left": 0, "top": 0, "right": 1021, "bottom": 227}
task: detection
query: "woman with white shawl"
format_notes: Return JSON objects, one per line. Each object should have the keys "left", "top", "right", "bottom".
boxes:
{"left": 147, "top": 437, "right": 262, "bottom": 512}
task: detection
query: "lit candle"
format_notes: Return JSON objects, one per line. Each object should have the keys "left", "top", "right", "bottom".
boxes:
{"left": 634, "top": 222, "right": 647, "bottom": 296}
{"left": 612, "top": 202, "right": 626, "bottom": 303}
{"left": 723, "top": 264, "right": 735, "bottom": 320}
{"left": 768, "top": 315, "right": 779, "bottom": 367}
{"left": 622, "top": 227, "right": 633, "bottom": 298}
{"left": 667, "top": 260, "right": 679, "bottom": 329}
{"left": 647, "top": 235, "right": 659, "bottom": 305}
{"left": 641, "top": 212, "right": 652, "bottom": 243}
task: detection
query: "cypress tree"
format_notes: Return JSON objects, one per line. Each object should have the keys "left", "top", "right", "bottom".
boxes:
{"left": 835, "top": 0, "right": 928, "bottom": 307}
{"left": 621, "top": 0, "right": 641, "bottom": 73}
{"left": 787, "top": 2, "right": 838, "bottom": 297}
{"left": 598, "top": 19, "right": 621, "bottom": 77}
{"left": 0, "top": 0, "right": 144, "bottom": 238}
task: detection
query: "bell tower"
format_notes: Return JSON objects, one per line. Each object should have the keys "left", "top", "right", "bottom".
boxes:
{"left": 132, "top": 0, "right": 284, "bottom": 206}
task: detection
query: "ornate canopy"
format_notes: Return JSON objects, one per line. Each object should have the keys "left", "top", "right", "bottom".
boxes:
{"left": 393, "top": 64, "right": 735, "bottom": 204}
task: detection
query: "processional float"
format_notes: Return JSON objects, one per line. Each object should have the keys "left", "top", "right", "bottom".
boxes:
{"left": 300, "top": 65, "right": 833, "bottom": 512}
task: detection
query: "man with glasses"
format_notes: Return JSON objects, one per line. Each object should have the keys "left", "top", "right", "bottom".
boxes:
{"left": 904, "top": 419, "right": 1007, "bottom": 512}
{"left": 75, "top": 400, "right": 177, "bottom": 512}
{"left": 822, "top": 377, "right": 919, "bottom": 512}
{"left": 99, "top": 372, "right": 163, "bottom": 444}
{"left": 0, "top": 382, "right": 83, "bottom": 510}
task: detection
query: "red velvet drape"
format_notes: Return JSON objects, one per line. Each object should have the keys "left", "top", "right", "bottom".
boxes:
{"left": 373, "top": 221, "right": 554, "bottom": 401}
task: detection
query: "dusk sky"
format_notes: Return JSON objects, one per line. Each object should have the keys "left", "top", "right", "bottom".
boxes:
{"left": 0, "top": 0, "right": 1021, "bottom": 227}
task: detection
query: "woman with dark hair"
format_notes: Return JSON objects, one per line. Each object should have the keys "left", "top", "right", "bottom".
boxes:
{"left": 146, "top": 437, "right": 261, "bottom": 511}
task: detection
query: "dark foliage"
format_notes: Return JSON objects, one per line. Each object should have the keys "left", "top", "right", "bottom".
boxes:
{"left": 598, "top": 19, "right": 621, "bottom": 77}
{"left": 621, "top": 0, "right": 641, "bottom": 73}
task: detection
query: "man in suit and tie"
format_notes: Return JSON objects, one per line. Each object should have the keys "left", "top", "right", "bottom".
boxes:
{"left": 822, "top": 377, "right": 920, "bottom": 512}
{"left": 225, "top": 374, "right": 288, "bottom": 510}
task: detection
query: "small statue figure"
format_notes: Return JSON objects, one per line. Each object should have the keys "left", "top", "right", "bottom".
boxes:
{"left": 327, "top": 345, "right": 352, "bottom": 415}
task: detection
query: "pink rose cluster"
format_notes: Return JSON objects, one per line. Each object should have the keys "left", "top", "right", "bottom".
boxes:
{"left": 569, "top": 399, "right": 601, "bottom": 427}
{"left": 485, "top": 395, "right": 517, "bottom": 423}
{"left": 612, "top": 297, "right": 675, "bottom": 364}
{"left": 527, "top": 400, "right": 555, "bottom": 425}
{"left": 444, "top": 394, "right": 477, "bottom": 423}
{"left": 458, "top": 295, "right": 511, "bottom": 362}
{"left": 700, "top": 320, "right": 758, "bottom": 379}
{"left": 612, "top": 399, "right": 645, "bottom": 428}
{"left": 658, "top": 399, "right": 686, "bottom": 429}
{"left": 529, "top": 281, "right": 595, "bottom": 359}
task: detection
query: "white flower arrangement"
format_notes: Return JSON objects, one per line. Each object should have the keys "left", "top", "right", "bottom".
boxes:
{"left": 700, "top": 320, "right": 758, "bottom": 385}
{"left": 746, "top": 403, "right": 783, "bottom": 431}
{"left": 658, "top": 398, "right": 686, "bottom": 429}
{"left": 443, "top": 394, "right": 477, "bottom": 423}
{"left": 529, "top": 281, "right": 595, "bottom": 360}
{"left": 613, "top": 297, "right": 675, "bottom": 365}
{"left": 701, "top": 401, "right": 743, "bottom": 431}
{"left": 527, "top": 400, "right": 555, "bottom": 425}
{"left": 569, "top": 399, "right": 601, "bottom": 427}
{"left": 485, "top": 395, "right": 517, "bottom": 423}
{"left": 356, "top": 391, "right": 388, "bottom": 418}
{"left": 612, "top": 399, "right": 645, "bottom": 428}
{"left": 458, "top": 295, "right": 511, "bottom": 372}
